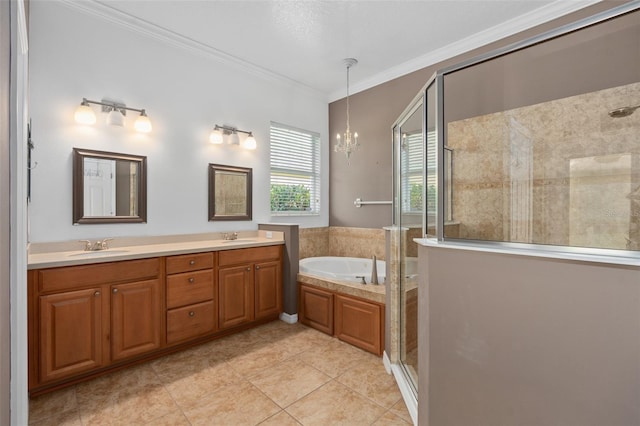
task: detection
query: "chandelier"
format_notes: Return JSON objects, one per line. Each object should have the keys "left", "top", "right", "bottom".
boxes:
{"left": 334, "top": 58, "right": 359, "bottom": 161}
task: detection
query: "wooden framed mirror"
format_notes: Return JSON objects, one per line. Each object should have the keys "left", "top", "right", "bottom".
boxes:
{"left": 73, "top": 148, "right": 147, "bottom": 224}
{"left": 208, "top": 164, "right": 252, "bottom": 221}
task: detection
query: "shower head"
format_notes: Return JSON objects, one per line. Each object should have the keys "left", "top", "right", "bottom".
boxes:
{"left": 608, "top": 104, "right": 640, "bottom": 118}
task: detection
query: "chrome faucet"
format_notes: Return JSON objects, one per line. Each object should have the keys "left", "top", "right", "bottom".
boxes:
{"left": 370, "top": 255, "right": 379, "bottom": 285}
{"left": 80, "top": 238, "right": 113, "bottom": 251}
{"left": 223, "top": 232, "right": 238, "bottom": 241}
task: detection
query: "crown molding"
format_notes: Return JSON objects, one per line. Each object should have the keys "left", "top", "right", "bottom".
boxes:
{"left": 58, "top": 0, "right": 326, "bottom": 100}
{"left": 328, "top": 0, "right": 602, "bottom": 102}
{"left": 57, "top": 0, "right": 603, "bottom": 104}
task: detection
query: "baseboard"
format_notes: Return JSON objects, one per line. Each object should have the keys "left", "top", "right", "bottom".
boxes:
{"left": 390, "top": 363, "right": 418, "bottom": 426}
{"left": 383, "top": 351, "right": 392, "bottom": 374}
{"left": 279, "top": 312, "right": 298, "bottom": 324}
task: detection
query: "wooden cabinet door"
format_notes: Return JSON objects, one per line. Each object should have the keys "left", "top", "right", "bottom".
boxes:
{"left": 39, "top": 287, "right": 106, "bottom": 383}
{"left": 335, "top": 294, "right": 383, "bottom": 355}
{"left": 111, "top": 279, "right": 162, "bottom": 362}
{"left": 299, "top": 284, "right": 333, "bottom": 335}
{"left": 218, "top": 265, "right": 254, "bottom": 329}
{"left": 254, "top": 260, "right": 282, "bottom": 320}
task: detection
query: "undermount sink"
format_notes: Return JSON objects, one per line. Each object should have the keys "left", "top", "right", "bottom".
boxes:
{"left": 68, "top": 250, "right": 130, "bottom": 257}
{"left": 220, "top": 239, "right": 257, "bottom": 243}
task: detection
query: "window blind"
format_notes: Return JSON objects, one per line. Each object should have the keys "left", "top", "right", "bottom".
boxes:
{"left": 270, "top": 122, "right": 320, "bottom": 215}
{"left": 426, "top": 130, "right": 437, "bottom": 215}
{"left": 401, "top": 132, "right": 424, "bottom": 213}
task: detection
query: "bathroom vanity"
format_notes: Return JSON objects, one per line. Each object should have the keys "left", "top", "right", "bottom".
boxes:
{"left": 27, "top": 234, "right": 283, "bottom": 395}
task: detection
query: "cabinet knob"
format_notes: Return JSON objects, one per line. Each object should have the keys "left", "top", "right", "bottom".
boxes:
{"left": 188, "top": 277, "right": 195, "bottom": 283}
{"left": 256, "top": 265, "right": 260, "bottom": 270}
{"left": 94, "top": 291, "right": 101, "bottom": 296}
{"left": 112, "top": 288, "right": 118, "bottom": 294}
{"left": 189, "top": 260, "right": 196, "bottom": 265}
{"left": 246, "top": 267, "right": 251, "bottom": 271}
{"left": 189, "top": 311, "right": 195, "bottom": 317}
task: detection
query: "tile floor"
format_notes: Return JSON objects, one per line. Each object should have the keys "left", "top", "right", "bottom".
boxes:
{"left": 29, "top": 321, "right": 411, "bottom": 425}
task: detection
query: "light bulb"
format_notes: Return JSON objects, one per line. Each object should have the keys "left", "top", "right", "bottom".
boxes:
{"left": 74, "top": 102, "right": 96, "bottom": 125}
{"left": 243, "top": 135, "right": 257, "bottom": 150}
{"left": 107, "top": 108, "right": 125, "bottom": 127}
{"left": 134, "top": 111, "right": 152, "bottom": 133}
{"left": 229, "top": 132, "right": 240, "bottom": 146}
{"left": 209, "top": 128, "right": 223, "bottom": 144}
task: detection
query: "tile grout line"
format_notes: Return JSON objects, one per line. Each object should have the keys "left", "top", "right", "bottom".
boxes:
{"left": 152, "top": 365, "right": 193, "bottom": 426}
{"left": 283, "top": 380, "right": 337, "bottom": 426}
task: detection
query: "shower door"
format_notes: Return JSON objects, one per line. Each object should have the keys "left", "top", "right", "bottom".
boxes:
{"left": 392, "top": 95, "right": 424, "bottom": 396}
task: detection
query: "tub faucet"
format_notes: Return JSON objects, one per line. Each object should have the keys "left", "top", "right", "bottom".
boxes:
{"left": 370, "top": 255, "right": 379, "bottom": 285}
{"left": 355, "top": 276, "right": 366, "bottom": 285}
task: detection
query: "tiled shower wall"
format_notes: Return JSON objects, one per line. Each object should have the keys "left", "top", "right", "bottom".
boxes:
{"left": 299, "top": 227, "right": 386, "bottom": 260}
{"left": 447, "top": 82, "right": 640, "bottom": 250}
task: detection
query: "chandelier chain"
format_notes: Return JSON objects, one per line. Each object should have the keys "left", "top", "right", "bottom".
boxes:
{"left": 346, "top": 64, "right": 350, "bottom": 133}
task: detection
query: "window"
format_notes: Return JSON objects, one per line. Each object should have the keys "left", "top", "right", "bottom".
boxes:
{"left": 401, "top": 131, "right": 424, "bottom": 214}
{"left": 270, "top": 122, "right": 320, "bottom": 216}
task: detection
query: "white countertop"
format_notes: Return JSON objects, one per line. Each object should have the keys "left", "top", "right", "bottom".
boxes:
{"left": 28, "top": 231, "right": 284, "bottom": 270}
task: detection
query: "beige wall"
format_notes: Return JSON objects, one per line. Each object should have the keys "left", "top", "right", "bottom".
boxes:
{"left": 328, "top": 1, "right": 629, "bottom": 229}
{"left": 443, "top": 7, "right": 640, "bottom": 124}
{"left": 419, "top": 245, "right": 640, "bottom": 426}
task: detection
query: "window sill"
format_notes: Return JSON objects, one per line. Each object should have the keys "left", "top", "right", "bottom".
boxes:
{"left": 270, "top": 212, "right": 320, "bottom": 217}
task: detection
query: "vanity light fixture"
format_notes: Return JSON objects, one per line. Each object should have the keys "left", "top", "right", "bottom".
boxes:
{"left": 334, "top": 58, "right": 360, "bottom": 162}
{"left": 209, "top": 124, "right": 257, "bottom": 150}
{"left": 74, "top": 98, "right": 152, "bottom": 133}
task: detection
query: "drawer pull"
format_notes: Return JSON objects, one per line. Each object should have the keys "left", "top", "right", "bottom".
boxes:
{"left": 94, "top": 291, "right": 101, "bottom": 297}
{"left": 189, "top": 260, "right": 196, "bottom": 265}
{"left": 188, "top": 277, "right": 195, "bottom": 283}
{"left": 112, "top": 288, "right": 118, "bottom": 294}
{"left": 189, "top": 311, "right": 195, "bottom": 317}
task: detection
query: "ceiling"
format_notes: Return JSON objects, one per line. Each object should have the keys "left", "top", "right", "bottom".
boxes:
{"left": 91, "top": 0, "right": 599, "bottom": 101}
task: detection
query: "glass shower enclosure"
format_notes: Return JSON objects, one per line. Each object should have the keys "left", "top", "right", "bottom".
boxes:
{"left": 390, "top": 75, "right": 441, "bottom": 422}
{"left": 391, "top": 91, "right": 424, "bottom": 399}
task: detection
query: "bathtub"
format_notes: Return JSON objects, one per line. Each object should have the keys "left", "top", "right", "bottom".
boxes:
{"left": 299, "top": 256, "right": 386, "bottom": 285}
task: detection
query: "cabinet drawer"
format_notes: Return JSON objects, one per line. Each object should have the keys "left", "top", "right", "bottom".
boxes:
{"left": 218, "top": 245, "right": 281, "bottom": 267}
{"left": 38, "top": 258, "right": 160, "bottom": 293}
{"left": 166, "top": 270, "right": 214, "bottom": 309}
{"left": 166, "top": 252, "right": 213, "bottom": 274}
{"left": 167, "top": 301, "right": 215, "bottom": 344}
